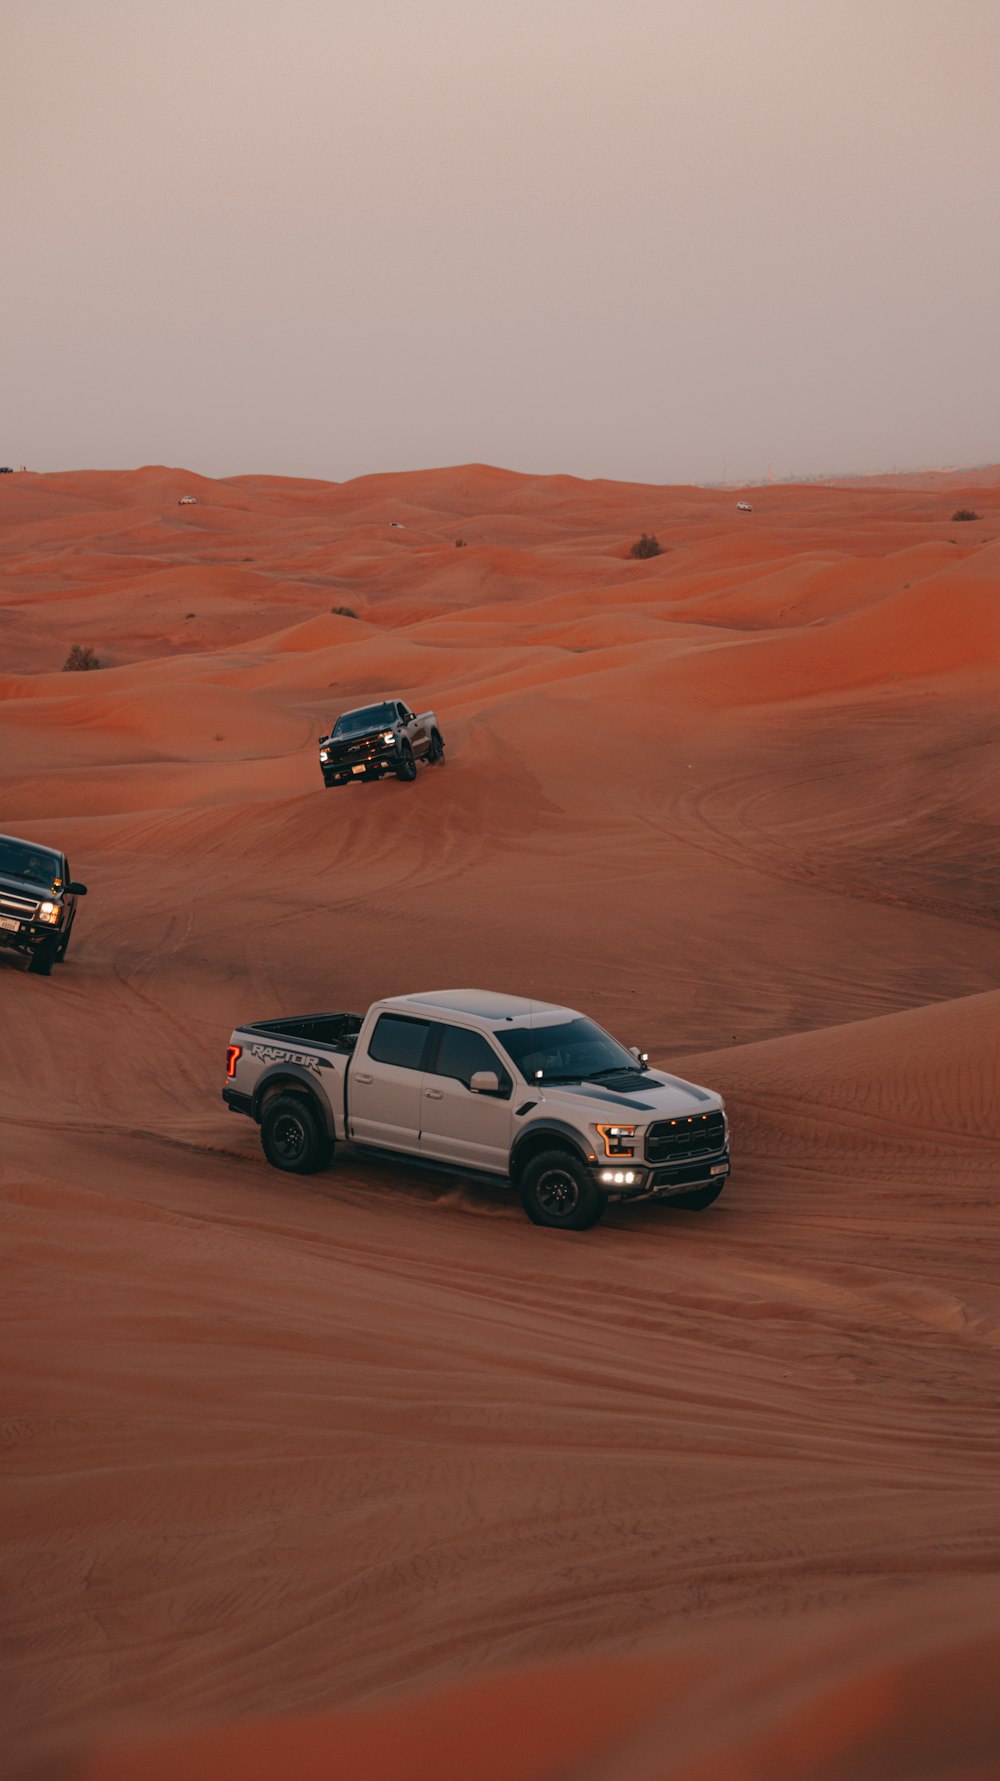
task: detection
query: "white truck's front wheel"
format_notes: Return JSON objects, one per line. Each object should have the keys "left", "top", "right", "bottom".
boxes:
{"left": 518, "top": 1150, "right": 607, "bottom": 1230}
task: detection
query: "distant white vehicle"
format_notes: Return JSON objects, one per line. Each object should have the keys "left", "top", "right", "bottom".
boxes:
{"left": 736, "top": 501, "right": 753, "bottom": 512}
{"left": 178, "top": 496, "right": 197, "bottom": 505}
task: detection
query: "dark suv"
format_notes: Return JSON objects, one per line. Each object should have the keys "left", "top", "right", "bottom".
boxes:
{"left": 0, "top": 834, "right": 88, "bottom": 975}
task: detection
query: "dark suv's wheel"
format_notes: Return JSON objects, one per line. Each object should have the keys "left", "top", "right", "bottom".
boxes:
{"left": 518, "top": 1149, "right": 607, "bottom": 1230}
{"left": 427, "top": 728, "right": 445, "bottom": 763}
{"left": 395, "top": 741, "right": 418, "bottom": 781}
{"left": 260, "top": 1093, "right": 333, "bottom": 1174}
{"left": 28, "top": 938, "right": 59, "bottom": 976}
{"left": 660, "top": 1179, "right": 726, "bottom": 1211}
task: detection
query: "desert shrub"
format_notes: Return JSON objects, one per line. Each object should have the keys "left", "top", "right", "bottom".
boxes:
{"left": 951, "top": 509, "right": 980, "bottom": 522}
{"left": 629, "top": 532, "right": 663, "bottom": 559}
{"left": 330, "top": 605, "right": 358, "bottom": 618}
{"left": 62, "top": 644, "right": 102, "bottom": 672}
{"left": 455, "top": 538, "right": 467, "bottom": 548}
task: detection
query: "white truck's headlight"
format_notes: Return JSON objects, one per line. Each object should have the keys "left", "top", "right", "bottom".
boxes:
{"left": 596, "top": 1123, "right": 637, "bottom": 1158}
{"left": 319, "top": 749, "right": 330, "bottom": 761}
{"left": 381, "top": 730, "right": 395, "bottom": 744}
{"left": 38, "top": 901, "right": 61, "bottom": 925}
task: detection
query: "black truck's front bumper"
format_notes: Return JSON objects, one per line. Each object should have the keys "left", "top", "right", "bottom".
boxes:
{"left": 321, "top": 748, "right": 399, "bottom": 787}
{"left": 0, "top": 917, "right": 61, "bottom": 960}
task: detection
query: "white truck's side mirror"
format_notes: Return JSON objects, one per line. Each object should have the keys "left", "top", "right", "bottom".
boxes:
{"left": 470, "top": 1070, "right": 500, "bottom": 1095}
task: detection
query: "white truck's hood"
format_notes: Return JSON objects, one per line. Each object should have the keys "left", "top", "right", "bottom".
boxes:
{"left": 535, "top": 1072, "right": 722, "bottom": 1122}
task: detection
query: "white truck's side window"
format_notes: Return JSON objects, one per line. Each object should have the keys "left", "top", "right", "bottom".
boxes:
{"left": 368, "top": 1014, "right": 431, "bottom": 1070}
{"left": 434, "top": 1025, "right": 511, "bottom": 1096}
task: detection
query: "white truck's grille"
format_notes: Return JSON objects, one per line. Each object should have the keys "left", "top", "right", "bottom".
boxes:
{"left": 646, "top": 1110, "right": 726, "bottom": 1164}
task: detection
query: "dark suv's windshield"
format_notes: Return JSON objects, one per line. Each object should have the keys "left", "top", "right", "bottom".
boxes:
{"left": 332, "top": 703, "right": 396, "bottom": 738}
{"left": 494, "top": 1017, "right": 636, "bottom": 1083}
{"left": 0, "top": 837, "right": 61, "bottom": 888}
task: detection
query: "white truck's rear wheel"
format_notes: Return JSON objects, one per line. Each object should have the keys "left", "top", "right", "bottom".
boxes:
{"left": 261, "top": 1093, "right": 333, "bottom": 1174}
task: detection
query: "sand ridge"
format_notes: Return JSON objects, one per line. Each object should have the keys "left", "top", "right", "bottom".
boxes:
{"left": 1, "top": 463, "right": 999, "bottom": 1778}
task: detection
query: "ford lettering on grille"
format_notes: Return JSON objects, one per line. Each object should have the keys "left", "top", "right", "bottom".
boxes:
{"left": 645, "top": 1110, "right": 726, "bottom": 1164}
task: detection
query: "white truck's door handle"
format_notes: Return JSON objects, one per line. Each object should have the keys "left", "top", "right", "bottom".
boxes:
{"left": 424, "top": 1088, "right": 443, "bottom": 1100}
{"left": 354, "top": 1073, "right": 373, "bottom": 1084}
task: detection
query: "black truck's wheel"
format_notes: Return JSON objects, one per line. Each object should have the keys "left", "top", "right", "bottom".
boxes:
{"left": 260, "top": 1093, "right": 333, "bottom": 1174}
{"left": 395, "top": 741, "right": 418, "bottom": 781}
{"left": 427, "top": 728, "right": 445, "bottom": 763}
{"left": 660, "top": 1179, "right": 726, "bottom": 1211}
{"left": 518, "top": 1149, "right": 607, "bottom": 1230}
{"left": 28, "top": 938, "right": 59, "bottom": 976}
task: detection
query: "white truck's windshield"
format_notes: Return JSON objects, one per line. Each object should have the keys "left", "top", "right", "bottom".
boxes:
{"left": 494, "top": 1017, "right": 636, "bottom": 1083}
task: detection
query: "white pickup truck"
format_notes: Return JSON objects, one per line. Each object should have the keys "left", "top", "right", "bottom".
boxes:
{"left": 223, "top": 990, "right": 729, "bottom": 1231}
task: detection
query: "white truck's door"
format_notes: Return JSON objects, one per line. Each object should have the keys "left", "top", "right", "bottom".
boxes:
{"left": 349, "top": 1012, "right": 432, "bottom": 1148}
{"left": 418, "top": 1023, "right": 515, "bottom": 1173}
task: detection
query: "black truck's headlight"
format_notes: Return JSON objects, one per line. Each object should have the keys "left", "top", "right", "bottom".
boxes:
{"left": 319, "top": 748, "right": 330, "bottom": 761}
{"left": 38, "top": 901, "right": 61, "bottom": 925}
{"left": 381, "top": 730, "right": 395, "bottom": 744}
{"left": 596, "top": 1123, "right": 637, "bottom": 1158}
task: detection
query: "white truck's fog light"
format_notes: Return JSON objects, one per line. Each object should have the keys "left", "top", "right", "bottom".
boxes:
{"left": 624, "top": 1171, "right": 636, "bottom": 1185}
{"left": 601, "top": 1169, "right": 613, "bottom": 1182}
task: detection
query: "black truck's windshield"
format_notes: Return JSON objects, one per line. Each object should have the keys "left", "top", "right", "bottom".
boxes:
{"left": 0, "top": 837, "right": 61, "bottom": 888}
{"left": 332, "top": 703, "right": 397, "bottom": 738}
{"left": 494, "top": 1017, "right": 636, "bottom": 1083}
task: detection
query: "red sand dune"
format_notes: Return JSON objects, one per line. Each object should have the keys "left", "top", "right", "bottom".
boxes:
{"left": 2, "top": 464, "right": 999, "bottom": 1780}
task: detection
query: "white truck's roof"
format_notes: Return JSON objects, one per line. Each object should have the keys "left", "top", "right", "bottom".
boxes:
{"left": 387, "top": 989, "right": 575, "bottom": 1027}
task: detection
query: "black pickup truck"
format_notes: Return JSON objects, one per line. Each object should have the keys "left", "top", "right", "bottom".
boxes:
{"left": 0, "top": 833, "right": 88, "bottom": 975}
{"left": 318, "top": 698, "right": 445, "bottom": 788}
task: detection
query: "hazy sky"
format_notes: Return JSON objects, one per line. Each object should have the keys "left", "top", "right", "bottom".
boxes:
{"left": 4, "top": 0, "right": 999, "bottom": 485}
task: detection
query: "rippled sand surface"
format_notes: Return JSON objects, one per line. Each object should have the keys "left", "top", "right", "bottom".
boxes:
{"left": 2, "top": 463, "right": 999, "bottom": 1779}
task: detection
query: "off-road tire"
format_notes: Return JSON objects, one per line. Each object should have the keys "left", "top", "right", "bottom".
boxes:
{"left": 260, "top": 1093, "right": 333, "bottom": 1175}
{"left": 518, "top": 1148, "right": 607, "bottom": 1230}
{"left": 28, "top": 938, "right": 59, "bottom": 976}
{"left": 395, "top": 741, "right": 418, "bottom": 782}
{"left": 660, "top": 1179, "right": 726, "bottom": 1211}
{"left": 428, "top": 729, "right": 445, "bottom": 763}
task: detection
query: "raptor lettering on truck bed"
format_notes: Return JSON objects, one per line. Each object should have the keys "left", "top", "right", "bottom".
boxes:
{"left": 223, "top": 990, "right": 730, "bottom": 1231}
